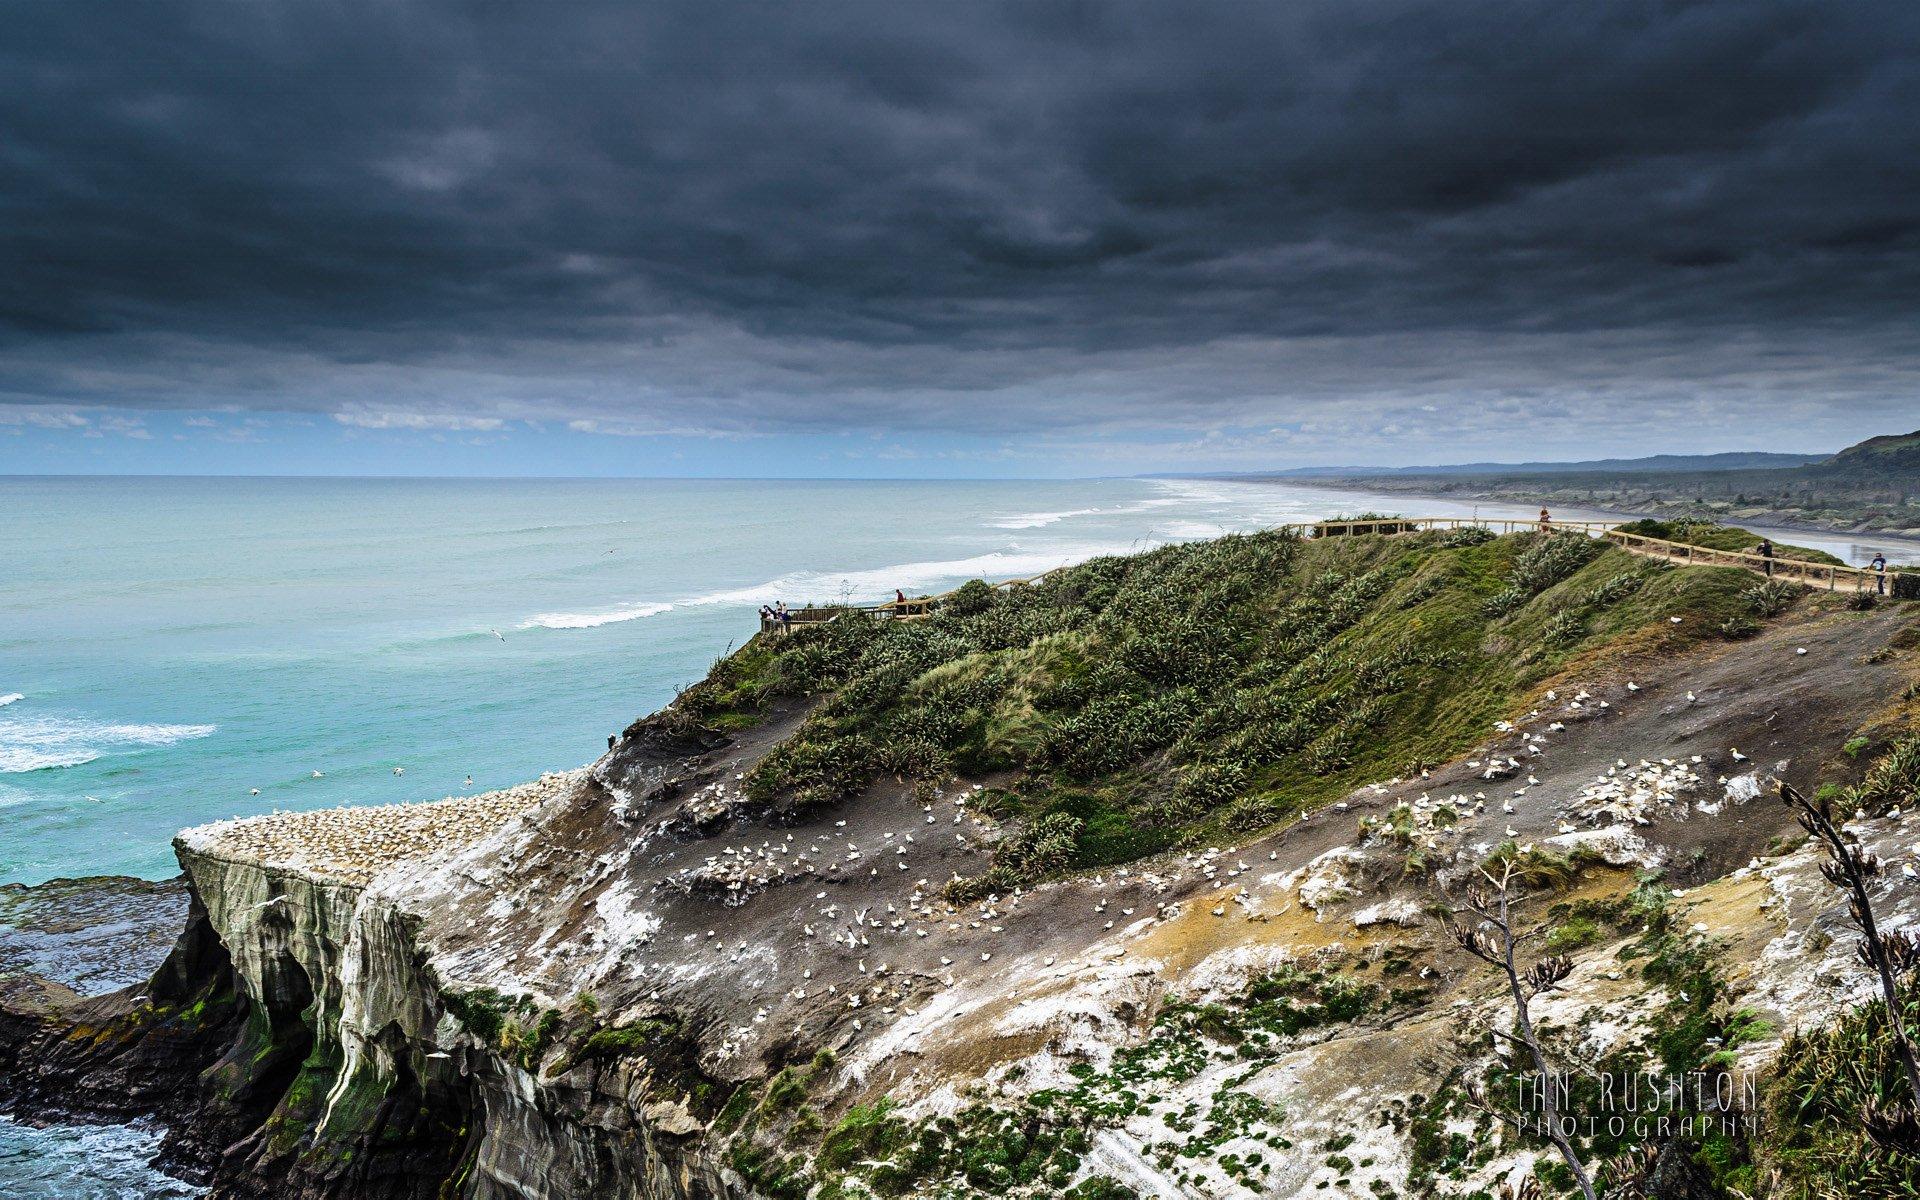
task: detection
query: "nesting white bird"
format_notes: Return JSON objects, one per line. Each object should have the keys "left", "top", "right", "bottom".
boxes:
{"left": 1730, "top": 748, "right": 1748, "bottom": 762}
{"left": 191, "top": 772, "right": 568, "bottom": 885}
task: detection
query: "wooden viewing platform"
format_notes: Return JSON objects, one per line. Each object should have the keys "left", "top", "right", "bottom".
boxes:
{"left": 756, "top": 515, "right": 1900, "bottom": 635}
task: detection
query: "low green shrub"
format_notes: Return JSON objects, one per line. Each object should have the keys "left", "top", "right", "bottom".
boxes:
{"left": 1742, "top": 579, "right": 1799, "bottom": 617}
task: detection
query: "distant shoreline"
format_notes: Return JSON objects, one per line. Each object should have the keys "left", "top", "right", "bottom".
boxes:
{"left": 1242, "top": 475, "right": 1920, "bottom": 557}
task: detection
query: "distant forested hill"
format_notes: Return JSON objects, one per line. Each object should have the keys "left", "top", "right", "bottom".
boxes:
{"left": 1231, "top": 430, "right": 1920, "bottom": 535}
{"left": 1176, "top": 450, "right": 1823, "bottom": 479}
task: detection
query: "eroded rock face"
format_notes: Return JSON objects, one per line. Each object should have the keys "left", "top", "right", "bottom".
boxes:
{"left": 170, "top": 797, "right": 745, "bottom": 1199}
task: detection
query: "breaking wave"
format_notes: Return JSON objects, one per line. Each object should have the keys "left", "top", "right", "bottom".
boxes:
{"left": 989, "top": 507, "right": 1103, "bottom": 529}
{"left": 681, "top": 542, "right": 1136, "bottom": 608}
{"left": 0, "top": 711, "right": 217, "bottom": 774}
{"left": 518, "top": 602, "right": 674, "bottom": 630}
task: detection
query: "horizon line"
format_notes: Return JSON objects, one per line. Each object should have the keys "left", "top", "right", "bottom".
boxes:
{"left": 0, "top": 471, "right": 1128, "bottom": 483}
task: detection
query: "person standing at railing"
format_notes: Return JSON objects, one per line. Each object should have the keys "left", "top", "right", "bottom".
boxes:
{"left": 1756, "top": 539, "right": 1774, "bottom": 577}
{"left": 1538, "top": 507, "right": 1551, "bottom": 535}
{"left": 1872, "top": 553, "right": 1888, "bottom": 595}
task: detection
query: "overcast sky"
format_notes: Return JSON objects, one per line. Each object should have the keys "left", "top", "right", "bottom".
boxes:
{"left": 4, "top": 0, "right": 1918, "bottom": 476}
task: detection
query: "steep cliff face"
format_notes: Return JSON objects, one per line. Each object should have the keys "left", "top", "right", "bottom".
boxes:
{"left": 8, "top": 531, "right": 1920, "bottom": 1199}
{"left": 169, "top": 848, "right": 454, "bottom": 1197}
{"left": 147, "top": 769, "right": 733, "bottom": 1199}
{"left": 143, "top": 747, "right": 787, "bottom": 1200}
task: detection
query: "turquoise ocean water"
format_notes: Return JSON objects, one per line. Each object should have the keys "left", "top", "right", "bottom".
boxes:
{"left": 1, "top": 476, "right": 1188, "bottom": 884}
{"left": 3, "top": 474, "right": 1914, "bottom": 888}
{"left": 2, "top": 474, "right": 1916, "bottom": 1196}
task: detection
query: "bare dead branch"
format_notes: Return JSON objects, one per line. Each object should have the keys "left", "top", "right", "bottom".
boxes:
{"left": 1435, "top": 869, "right": 1596, "bottom": 1200}
{"left": 1780, "top": 781, "right": 1920, "bottom": 1107}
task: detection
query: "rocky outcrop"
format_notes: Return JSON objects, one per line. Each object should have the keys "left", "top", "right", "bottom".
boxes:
{"left": 2, "top": 882, "right": 245, "bottom": 1134}
{"left": 149, "top": 786, "right": 738, "bottom": 1197}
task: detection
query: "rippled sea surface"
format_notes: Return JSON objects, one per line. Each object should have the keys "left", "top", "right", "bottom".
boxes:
{"left": 0, "top": 1115, "right": 200, "bottom": 1198}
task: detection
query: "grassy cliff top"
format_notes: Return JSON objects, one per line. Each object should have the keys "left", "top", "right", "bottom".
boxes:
{"left": 676, "top": 527, "right": 1797, "bottom": 889}
{"left": 1611, "top": 518, "right": 1847, "bottom": 565}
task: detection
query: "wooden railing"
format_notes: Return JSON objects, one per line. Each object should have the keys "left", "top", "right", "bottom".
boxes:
{"left": 756, "top": 515, "right": 1895, "bottom": 633}
{"left": 1597, "top": 527, "right": 1883, "bottom": 592}
{"left": 1301, "top": 516, "right": 1619, "bottom": 539}
{"left": 1306, "top": 516, "right": 1889, "bottom": 594}
{"left": 757, "top": 604, "right": 852, "bottom": 635}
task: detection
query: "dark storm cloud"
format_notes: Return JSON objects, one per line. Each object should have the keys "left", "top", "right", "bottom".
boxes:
{"left": 2, "top": 0, "right": 1917, "bottom": 450}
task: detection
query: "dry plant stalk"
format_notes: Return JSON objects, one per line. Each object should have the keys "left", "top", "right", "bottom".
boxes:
{"left": 1780, "top": 781, "right": 1920, "bottom": 1138}
{"left": 1442, "top": 856, "right": 1596, "bottom": 1200}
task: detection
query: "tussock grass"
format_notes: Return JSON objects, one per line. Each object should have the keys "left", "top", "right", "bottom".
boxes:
{"left": 1761, "top": 983, "right": 1920, "bottom": 1196}
{"left": 681, "top": 528, "right": 1798, "bottom": 888}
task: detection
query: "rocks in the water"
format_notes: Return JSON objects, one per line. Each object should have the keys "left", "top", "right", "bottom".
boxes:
{"left": 0, "top": 875, "right": 189, "bottom": 996}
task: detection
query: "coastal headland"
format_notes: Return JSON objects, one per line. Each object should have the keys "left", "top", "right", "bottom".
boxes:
{"left": 6, "top": 521, "right": 1920, "bottom": 1199}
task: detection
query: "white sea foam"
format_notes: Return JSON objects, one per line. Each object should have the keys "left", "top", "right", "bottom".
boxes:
{"left": 1153, "top": 519, "right": 1229, "bottom": 539}
{"left": 0, "top": 693, "right": 21, "bottom": 707}
{"left": 515, "top": 477, "right": 1353, "bottom": 633}
{"left": 516, "top": 477, "right": 1341, "bottom": 634}
{"left": 681, "top": 542, "right": 1136, "bottom": 608}
{"left": 990, "top": 507, "right": 1103, "bottom": 529}
{"left": 520, "top": 545, "right": 1137, "bottom": 630}
{"left": 0, "top": 715, "right": 217, "bottom": 773}
{"left": 0, "top": 1112, "right": 198, "bottom": 1198}
{"left": 518, "top": 602, "right": 673, "bottom": 630}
